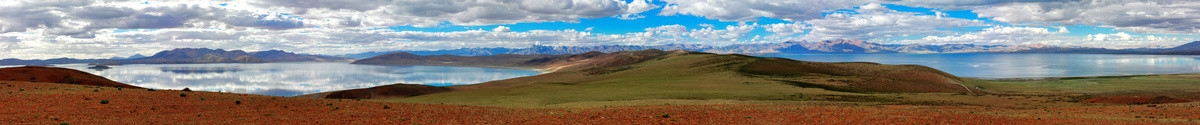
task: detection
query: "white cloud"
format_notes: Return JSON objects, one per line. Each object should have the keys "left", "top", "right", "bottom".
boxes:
{"left": 257, "top": 0, "right": 658, "bottom": 27}
{"left": 897, "top": 26, "right": 1068, "bottom": 45}
{"left": 658, "top": 0, "right": 874, "bottom": 22}
{"left": 1080, "top": 32, "right": 1188, "bottom": 48}
{"left": 0, "top": 0, "right": 660, "bottom": 38}
{"left": 916, "top": 0, "right": 1200, "bottom": 34}
{"left": 898, "top": 26, "right": 1191, "bottom": 49}
{"left": 761, "top": 23, "right": 808, "bottom": 38}
{"left": 657, "top": 0, "right": 1200, "bottom": 35}
{"left": 799, "top": 4, "right": 991, "bottom": 41}
{"left": 0, "top": 23, "right": 768, "bottom": 59}
{"left": 492, "top": 26, "right": 511, "bottom": 32}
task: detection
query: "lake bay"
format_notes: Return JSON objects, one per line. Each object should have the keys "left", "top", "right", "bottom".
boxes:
{"left": 51, "top": 62, "right": 540, "bottom": 96}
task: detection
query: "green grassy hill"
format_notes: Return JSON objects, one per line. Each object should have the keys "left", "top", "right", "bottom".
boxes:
{"left": 352, "top": 50, "right": 982, "bottom": 107}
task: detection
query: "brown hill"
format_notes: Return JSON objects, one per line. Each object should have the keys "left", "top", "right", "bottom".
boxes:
{"left": 0, "top": 66, "right": 141, "bottom": 88}
{"left": 322, "top": 83, "right": 452, "bottom": 99}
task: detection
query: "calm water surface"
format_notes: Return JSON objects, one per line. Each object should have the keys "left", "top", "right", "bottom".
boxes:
{"left": 765, "top": 54, "right": 1200, "bottom": 78}
{"left": 9, "top": 54, "right": 1200, "bottom": 96}
{"left": 49, "top": 62, "right": 540, "bottom": 96}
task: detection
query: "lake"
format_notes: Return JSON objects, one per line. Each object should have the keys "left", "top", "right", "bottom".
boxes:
{"left": 765, "top": 54, "right": 1200, "bottom": 78}
{"left": 49, "top": 63, "right": 541, "bottom": 96}
{"left": 9, "top": 54, "right": 1200, "bottom": 96}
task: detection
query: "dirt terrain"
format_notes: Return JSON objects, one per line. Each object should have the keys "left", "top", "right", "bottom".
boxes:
{"left": 3, "top": 81, "right": 1199, "bottom": 124}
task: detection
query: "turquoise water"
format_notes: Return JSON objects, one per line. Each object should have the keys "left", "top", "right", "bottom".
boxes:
{"left": 51, "top": 62, "right": 540, "bottom": 96}
{"left": 765, "top": 54, "right": 1200, "bottom": 78}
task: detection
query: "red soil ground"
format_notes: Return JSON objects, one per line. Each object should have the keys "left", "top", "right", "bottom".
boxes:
{"left": 3, "top": 81, "right": 1200, "bottom": 124}
{"left": 0, "top": 66, "right": 141, "bottom": 89}
{"left": 1083, "top": 96, "right": 1192, "bottom": 104}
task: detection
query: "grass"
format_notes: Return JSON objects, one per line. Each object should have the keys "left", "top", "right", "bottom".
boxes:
{"left": 964, "top": 74, "right": 1200, "bottom": 95}
{"left": 369, "top": 53, "right": 1036, "bottom": 108}
{"left": 353, "top": 51, "right": 1200, "bottom": 109}
{"left": 373, "top": 54, "right": 860, "bottom": 107}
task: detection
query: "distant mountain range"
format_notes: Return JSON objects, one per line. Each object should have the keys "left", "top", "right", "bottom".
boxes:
{"left": 1, "top": 48, "right": 352, "bottom": 65}
{"left": 339, "top": 39, "right": 1200, "bottom": 58}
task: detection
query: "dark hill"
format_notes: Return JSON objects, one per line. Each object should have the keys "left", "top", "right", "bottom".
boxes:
{"left": 352, "top": 52, "right": 557, "bottom": 69}
{"left": 0, "top": 66, "right": 142, "bottom": 88}
{"left": 117, "top": 48, "right": 267, "bottom": 64}
{"left": 113, "top": 48, "right": 351, "bottom": 64}
{"left": 1169, "top": 41, "right": 1200, "bottom": 51}
{"left": 322, "top": 83, "right": 452, "bottom": 99}
{"left": 250, "top": 50, "right": 354, "bottom": 62}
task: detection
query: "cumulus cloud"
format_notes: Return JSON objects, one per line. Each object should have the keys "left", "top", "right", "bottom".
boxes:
{"left": 1080, "top": 32, "right": 1188, "bottom": 48}
{"left": 0, "top": 0, "right": 659, "bottom": 38}
{"left": 4, "top": 0, "right": 1199, "bottom": 59}
{"left": 897, "top": 26, "right": 1190, "bottom": 49}
{"left": 896, "top": 26, "right": 1068, "bottom": 45}
{"left": 659, "top": 0, "right": 873, "bottom": 22}
{"left": 253, "top": 0, "right": 658, "bottom": 27}
{"left": 0, "top": 23, "right": 766, "bottom": 59}
{"left": 641, "top": 23, "right": 758, "bottom": 43}
{"left": 659, "top": 0, "right": 1200, "bottom": 34}
{"left": 761, "top": 23, "right": 809, "bottom": 38}
{"left": 799, "top": 4, "right": 991, "bottom": 41}
{"left": 492, "top": 26, "right": 511, "bottom": 32}
{"left": 894, "top": 0, "right": 1200, "bottom": 34}
{"left": 0, "top": 0, "right": 307, "bottom": 38}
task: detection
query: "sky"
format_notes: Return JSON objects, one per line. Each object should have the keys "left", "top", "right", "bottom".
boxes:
{"left": 2, "top": 0, "right": 1200, "bottom": 59}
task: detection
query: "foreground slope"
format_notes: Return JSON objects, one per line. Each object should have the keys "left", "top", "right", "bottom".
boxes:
{"left": 4, "top": 81, "right": 1197, "bottom": 124}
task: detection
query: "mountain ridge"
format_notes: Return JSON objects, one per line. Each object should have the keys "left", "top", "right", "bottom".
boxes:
{"left": 341, "top": 40, "right": 1200, "bottom": 58}
{"left": 1, "top": 48, "right": 353, "bottom": 65}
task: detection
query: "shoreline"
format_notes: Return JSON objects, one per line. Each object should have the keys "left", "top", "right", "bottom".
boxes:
{"left": 969, "top": 73, "right": 1200, "bottom": 80}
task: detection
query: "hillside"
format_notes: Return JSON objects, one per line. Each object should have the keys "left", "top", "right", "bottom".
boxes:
{"left": 0, "top": 66, "right": 141, "bottom": 88}
{"left": 325, "top": 49, "right": 982, "bottom": 107}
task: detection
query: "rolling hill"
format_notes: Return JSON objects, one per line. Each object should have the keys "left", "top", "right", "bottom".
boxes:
{"left": 330, "top": 49, "right": 981, "bottom": 106}
{"left": 0, "top": 66, "right": 141, "bottom": 88}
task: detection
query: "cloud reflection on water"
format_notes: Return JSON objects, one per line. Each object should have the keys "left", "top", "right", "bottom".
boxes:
{"left": 767, "top": 54, "right": 1200, "bottom": 78}
{"left": 55, "top": 62, "right": 540, "bottom": 96}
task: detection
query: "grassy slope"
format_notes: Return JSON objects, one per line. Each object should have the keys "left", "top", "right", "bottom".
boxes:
{"left": 964, "top": 74, "right": 1200, "bottom": 100}
{"left": 361, "top": 51, "right": 1200, "bottom": 109}
{"left": 377, "top": 53, "right": 825, "bottom": 107}
{"left": 373, "top": 52, "right": 1008, "bottom": 108}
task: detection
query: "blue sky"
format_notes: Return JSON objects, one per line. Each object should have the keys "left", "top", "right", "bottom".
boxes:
{"left": 1, "top": 0, "right": 1198, "bottom": 59}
